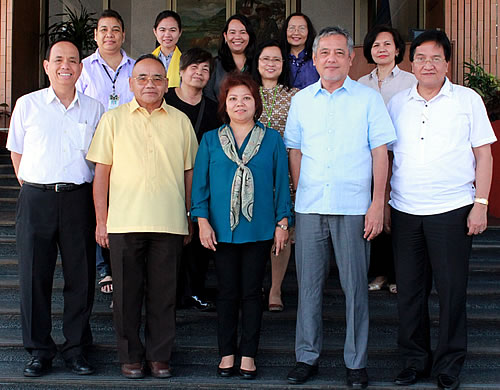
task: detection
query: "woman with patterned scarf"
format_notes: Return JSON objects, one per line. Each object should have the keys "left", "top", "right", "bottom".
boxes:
{"left": 191, "top": 72, "right": 292, "bottom": 380}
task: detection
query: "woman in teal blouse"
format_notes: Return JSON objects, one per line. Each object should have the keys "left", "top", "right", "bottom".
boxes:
{"left": 191, "top": 73, "right": 291, "bottom": 379}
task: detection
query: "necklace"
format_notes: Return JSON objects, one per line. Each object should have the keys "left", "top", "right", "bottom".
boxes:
{"left": 259, "top": 85, "right": 278, "bottom": 127}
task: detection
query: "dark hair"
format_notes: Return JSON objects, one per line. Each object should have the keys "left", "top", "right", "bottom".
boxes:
{"left": 363, "top": 25, "right": 405, "bottom": 64}
{"left": 217, "top": 72, "right": 263, "bottom": 124}
{"left": 180, "top": 48, "right": 214, "bottom": 73}
{"left": 154, "top": 10, "right": 182, "bottom": 31}
{"left": 409, "top": 30, "right": 451, "bottom": 62}
{"left": 45, "top": 38, "right": 82, "bottom": 62}
{"left": 98, "top": 9, "right": 125, "bottom": 31}
{"left": 218, "top": 14, "right": 256, "bottom": 73}
{"left": 252, "top": 40, "right": 291, "bottom": 88}
{"left": 134, "top": 54, "right": 166, "bottom": 73}
{"left": 280, "top": 12, "right": 316, "bottom": 61}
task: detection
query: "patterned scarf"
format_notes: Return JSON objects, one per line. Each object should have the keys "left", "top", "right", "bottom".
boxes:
{"left": 218, "top": 123, "right": 266, "bottom": 231}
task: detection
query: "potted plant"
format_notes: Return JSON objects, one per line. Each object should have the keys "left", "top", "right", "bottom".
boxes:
{"left": 44, "top": 0, "right": 97, "bottom": 58}
{"left": 464, "top": 60, "right": 500, "bottom": 217}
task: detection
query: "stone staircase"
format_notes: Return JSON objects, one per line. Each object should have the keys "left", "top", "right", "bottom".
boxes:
{"left": 0, "top": 145, "right": 499, "bottom": 389}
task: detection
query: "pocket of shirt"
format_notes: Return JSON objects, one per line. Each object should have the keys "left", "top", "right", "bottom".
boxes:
{"left": 69, "top": 123, "right": 95, "bottom": 152}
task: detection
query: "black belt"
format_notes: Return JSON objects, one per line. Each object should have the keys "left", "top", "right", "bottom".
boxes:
{"left": 24, "top": 182, "right": 87, "bottom": 192}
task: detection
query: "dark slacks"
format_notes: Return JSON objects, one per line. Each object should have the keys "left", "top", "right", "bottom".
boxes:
{"left": 215, "top": 240, "right": 272, "bottom": 358}
{"left": 369, "top": 231, "right": 395, "bottom": 283}
{"left": 177, "top": 223, "right": 213, "bottom": 301}
{"left": 391, "top": 205, "right": 472, "bottom": 377}
{"left": 108, "top": 232, "right": 183, "bottom": 363}
{"left": 16, "top": 183, "right": 96, "bottom": 360}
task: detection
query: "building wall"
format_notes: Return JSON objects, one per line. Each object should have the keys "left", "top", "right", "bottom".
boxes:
{"left": 445, "top": 0, "right": 500, "bottom": 83}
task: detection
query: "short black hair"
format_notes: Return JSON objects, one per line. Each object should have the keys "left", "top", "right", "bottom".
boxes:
{"left": 280, "top": 12, "right": 316, "bottom": 61}
{"left": 410, "top": 30, "right": 451, "bottom": 62}
{"left": 363, "top": 25, "right": 406, "bottom": 64}
{"left": 180, "top": 48, "right": 214, "bottom": 73}
{"left": 45, "top": 39, "right": 82, "bottom": 62}
{"left": 218, "top": 14, "right": 256, "bottom": 73}
{"left": 252, "top": 40, "right": 291, "bottom": 89}
{"left": 134, "top": 54, "right": 166, "bottom": 74}
{"left": 98, "top": 9, "right": 125, "bottom": 30}
{"left": 154, "top": 10, "right": 181, "bottom": 31}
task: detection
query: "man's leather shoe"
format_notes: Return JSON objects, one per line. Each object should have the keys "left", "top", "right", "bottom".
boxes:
{"left": 189, "top": 296, "right": 216, "bottom": 312}
{"left": 148, "top": 361, "right": 173, "bottom": 378}
{"left": 239, "top": 367, "right": 257, "bottom": 379}
{"left": 287, "top": 362, "right": 318, "bottom": 384}
{"left": 437, "top": 374, "right": 460, "bottom": 390}
{"left": 217, "top": 366, "right": 234, "bottom": 377}
{"left": 395, "top": 367, "right": 427, "bottom": 385}
{"left": 121, "top": 362, "right": 145, "bottom": 379}
{"left": 23, "top": 357, "right": 52, "bottom": 377}
{"left": 346, "top": 367, "right": 369, "bottom": 388}
{"left": 65, "top": 355, "right": 94, "bottom": 375}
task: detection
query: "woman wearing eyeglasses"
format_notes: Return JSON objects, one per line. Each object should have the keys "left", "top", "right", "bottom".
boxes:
{"left": 358, "top": 25, "right": 416, "bottom": 294}
{"left": 252, "top": 40, "right": 298, "bottom": 312}
{"left": 204, "top": 14, "right": 256, "bottom": 102}
{"left": 280, "top": 12, "right": 319, "bottom": 90}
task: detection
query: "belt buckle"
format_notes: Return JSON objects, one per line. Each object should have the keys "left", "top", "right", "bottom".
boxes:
{"left": 55, "top": 184, "right": 63, "bottom": 192}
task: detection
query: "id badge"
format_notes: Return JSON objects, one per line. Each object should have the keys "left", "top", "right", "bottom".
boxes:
{"left": 108, "top": 93, "right": 120, "bottom": 110}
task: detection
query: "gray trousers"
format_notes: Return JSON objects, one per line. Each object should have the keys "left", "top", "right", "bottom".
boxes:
{"left": 294, "top": 213, "right": 370, "bottom": 369}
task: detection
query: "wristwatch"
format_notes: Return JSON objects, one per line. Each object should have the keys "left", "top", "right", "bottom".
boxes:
{"left": 277, "top": 224, "right": 288, "bottom": 231}
{"left": 474, "top": 197, "right": 489, "bottom": 206}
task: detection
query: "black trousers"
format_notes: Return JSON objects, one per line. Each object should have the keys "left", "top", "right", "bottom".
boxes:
{"left": 391, "top": 205, "right": 472, "bottom": 377}
{"left": 177, "top": 223, "right": 213, "bottom": 301}
{"left": 108, "top": 232, "right": 183, "bottom": 363}
{"left": 16, "top": 183, "right": 96, "bottom": 360}
{"left": 369, "top": 231, "right": 395, "bottom": 283}
{"left": 215, "top": 240, "right": 272, "bottom": 358}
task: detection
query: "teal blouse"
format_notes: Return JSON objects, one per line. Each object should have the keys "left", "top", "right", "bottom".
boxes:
{"left": 191, "top": 121, "right": 292, "bottom": 244}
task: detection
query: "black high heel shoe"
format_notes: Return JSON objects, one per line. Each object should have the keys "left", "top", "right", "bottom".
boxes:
{"left": 239, "top": 367, "right": 257, "bottom": 379}
{"left": 217, "top": 366, "right": 234, "bottom": 377}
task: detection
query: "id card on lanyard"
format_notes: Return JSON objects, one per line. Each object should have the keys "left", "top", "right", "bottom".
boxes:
{"left": 108, "top": 93, "right": 120, "bottom": 110}
{"left": 103, "top": 63, "right": 122, "bottom": 110}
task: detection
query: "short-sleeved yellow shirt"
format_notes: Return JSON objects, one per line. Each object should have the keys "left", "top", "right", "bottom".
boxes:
{"left": 87, "top": 98, "right": 198, "bottom": 234}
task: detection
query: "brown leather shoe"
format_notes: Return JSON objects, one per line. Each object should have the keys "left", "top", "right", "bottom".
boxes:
{"left": 121, "top": 362, "right": 145, "bottom": 379}
{"left": 148, "top": 361, "right": 173, "bottom": 378}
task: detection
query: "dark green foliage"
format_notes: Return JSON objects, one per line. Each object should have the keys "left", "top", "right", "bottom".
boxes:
{"left": 464, "top": 59, "right": 500, "bottom": 121}
{"left": 45, "top": 0, "right": 97, "bottom": 57}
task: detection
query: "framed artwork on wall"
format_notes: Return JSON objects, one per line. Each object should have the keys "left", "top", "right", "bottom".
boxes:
{"left": 173, "top": 0, "right": 298, "bottom": 53}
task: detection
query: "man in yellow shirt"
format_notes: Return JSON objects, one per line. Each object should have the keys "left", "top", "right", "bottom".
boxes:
{"left": 87, "top": 54, "right": 198, "bottom": 379}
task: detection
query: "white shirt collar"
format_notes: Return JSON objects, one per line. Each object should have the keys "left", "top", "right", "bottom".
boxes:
{"left": 91, "top": 49, "right": 133, "bottom": 69}
{"left": 369, "top": 65, "right": 401, "bottom": 81}
{"left": 409, "top": 77, "right": 453, "bottom": 102}
{"left": 46, "top": 86, "right": 79, "bottom": 109}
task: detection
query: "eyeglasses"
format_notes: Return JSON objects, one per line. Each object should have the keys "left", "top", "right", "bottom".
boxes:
{"left": 259, "top": 57, "right": 283, "bottom": 64}
{"left": 133, "top": 75, "right": 166, "bottom": 86}
{"left": 413, "top": 56, "right": 446, "bottom": 65}
{"left": 287, "top": 26, "right": 307, "bottom": 33}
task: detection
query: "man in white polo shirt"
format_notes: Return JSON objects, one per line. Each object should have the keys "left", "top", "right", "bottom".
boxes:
{"left": 386, "top": 30, "right": 496, "bottom": 390}
{"left": 7, "top": 39, "right": 104, "bottom": 377}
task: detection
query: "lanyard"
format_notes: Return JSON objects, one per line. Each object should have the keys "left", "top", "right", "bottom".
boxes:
{"left": 260, "top": 85, "right": 278, "bottom": 127}
{"left": 102, "top": 64, "right": 123, "bottom": 94}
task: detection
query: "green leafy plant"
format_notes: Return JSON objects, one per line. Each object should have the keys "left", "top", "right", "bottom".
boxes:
{"left": 44, "top": 0, "right": 97, "bottom": 57}
{"left": 463, "top": 59, "right": 500, "bottom": 121}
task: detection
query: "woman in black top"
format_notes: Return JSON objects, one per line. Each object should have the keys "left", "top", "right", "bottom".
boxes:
{"left": 164, "top": 48, "right": 221, "bottom": 311}
{"left": 204, "top": 14, "right": 256, "bottom": 102}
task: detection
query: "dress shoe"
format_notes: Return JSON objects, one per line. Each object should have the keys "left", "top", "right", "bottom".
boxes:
{"left": 121, "top": 362, "right": 145, "bottom": 379}
{"left": 148, "top": 361, "right": 173, "bottom": 378}
{"left": 217, "top": 365, "right": 234, "bottom": 377}
{"left": 346, "top": 367, "right": 369, "bottom": 388}
{"left": 65, "top": 355, "right": 94, "bottom": 375}
{"left": 189, "top": 295, "right": 216, "bottom": 312}
{"left": 23, "top": 357, "right": 52, "bottom": 377}
{"left": 437, "top": 374, "right": 460, "bottom": 390}
{"left": 239, "top": 367, "right": 257, "bottom": 379}
{"left": 287, "top": 362, "right": 318, "bottom": 384}
{"left": 394, "top": 367, "right": 427, "bottom": 385}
